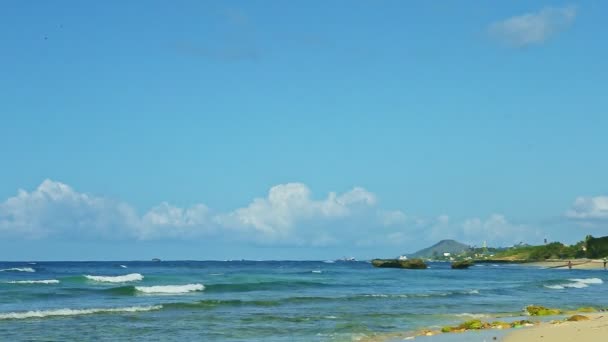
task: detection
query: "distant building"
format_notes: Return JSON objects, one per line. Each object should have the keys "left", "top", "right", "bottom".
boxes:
{"left": 443, "top": 252, "right": 451, "bottom": 257}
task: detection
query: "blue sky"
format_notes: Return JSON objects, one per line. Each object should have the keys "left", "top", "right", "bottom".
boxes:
{"left": 1, "top": 1, "right": 607, "bottom": 260}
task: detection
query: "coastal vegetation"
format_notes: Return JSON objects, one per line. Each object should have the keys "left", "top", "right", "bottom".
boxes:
{"left": 417, "top": 306, "right": 603, "bottom": 339}
{"left": 403, "top": 235, "right": 608, "bottom": 263}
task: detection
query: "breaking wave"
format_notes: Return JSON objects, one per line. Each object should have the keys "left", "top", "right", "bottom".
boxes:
{"left": 0, "top": 305, "right": 162, "bottom": 320}
{"left": 135, "top": 284, "right": 204, "bottom": 294}
{"left": 544, "top": 278, "right": 603, "bottom": 290}
{"left": 5, "top": 280, "right": 60, "bottom": 285}
{"left": 85, "top": 273, "right": 143, "bottom": 283}
{"left": 0, "top": 267, "right": 35, "bottom": 273}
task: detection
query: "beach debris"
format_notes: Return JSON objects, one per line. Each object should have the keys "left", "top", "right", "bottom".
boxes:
{"left": 371, "top": 258, "right": 427, "bottom": 269}
{"left": 525, "top": 305, "right": 561, "bottom": 316}
{"left": 567, "top": 314, "right": 589, "bottom": 322}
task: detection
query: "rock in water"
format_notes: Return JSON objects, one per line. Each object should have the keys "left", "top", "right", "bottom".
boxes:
{"left": 371, "top": 258, "right": 428, "bottom": 269}
{"left": 451, "top": 260, "right": 474, "bottom": 269}
{"left": 525, "top": 305, "right": 561, "bottom": 316}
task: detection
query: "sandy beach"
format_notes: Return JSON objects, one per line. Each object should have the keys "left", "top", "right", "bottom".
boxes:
{"left": 525, "top": 259, "right": 607, "bottom": 270}
{"left": 504, "top": 313, "right": 608, "bottom": 342}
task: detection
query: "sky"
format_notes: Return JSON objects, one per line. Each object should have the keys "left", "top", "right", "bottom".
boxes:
{"left": 1, "top": 1, "right": 607, "bottom": 260}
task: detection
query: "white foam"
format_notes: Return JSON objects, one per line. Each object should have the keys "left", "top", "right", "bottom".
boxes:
{"left": 569, "top": 278, "right": 603, "bottom": 284}
{"left": 563, "top": 282, "right": 588, "bottom": 288}
{"left": 312, "top": 270, "right": 322, "bottom": 273}
{"left": 135, "top": 284, "right": 204, "bottom": 294}
{"left": 119, "top": 265, "right": 128, "bottom": 268}
{"left": 0, "top": 267, "right": 35, "bottom": 273}
{"left": 545, "top": 278, "right": 603, "bottom": 290}
{"left": 0, "top": 305, "right": 162, "bottom": 320}
{"left": 85, "top": 273, "right": 143, "bottom": 283}
{"left": 5, "top": 280, "right": 60, "bottom": 285}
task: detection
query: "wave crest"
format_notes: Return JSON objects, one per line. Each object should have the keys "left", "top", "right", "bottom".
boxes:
{"left": 5, "top": 280, "right": 59, "bottom": 285}
{"left": 544, "top": 278, "right": 603, "bottom": 290}
{"left": 135, "top": 284, "right": 204, "bottom": 294}
{"left": 0, "top": 305, "right": 162, "bottom": 320}
{"left": 0, "top": 267, "right": 35, "bottom": 273}
{"left": 85, "top": 273, "right": 143, "bottom": 283}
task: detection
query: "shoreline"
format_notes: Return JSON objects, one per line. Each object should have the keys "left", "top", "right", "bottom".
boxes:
{"left": 504, "top": 313, "right": 608, "bottom": 342}
{"left": 523, "top": 259, "right": 606, "bottom": 270}
{"left": 376, "top": 313, "right": 608, "bottom": 342}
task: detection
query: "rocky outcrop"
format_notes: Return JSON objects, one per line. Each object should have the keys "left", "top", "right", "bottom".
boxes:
{"left": 371, "top": 258, "right": 428, "bottom": 269}
{"left": 567, "top": 315, "right": 589, "bottom": 322}
{"left": 451, "top": 260, "right": 474, "bottom": 269}
{"left": 526, "top": 305, "right": 562, "bottom": 316}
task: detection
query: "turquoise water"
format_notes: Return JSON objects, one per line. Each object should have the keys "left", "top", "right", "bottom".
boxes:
{"left": 0, "top": 261, "right": 606, "bottom": 341}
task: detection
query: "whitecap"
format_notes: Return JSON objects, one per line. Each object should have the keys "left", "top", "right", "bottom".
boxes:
{"left": 5, "top": 280, "right": 60, "bottom": 285}
{"left": 119, "top": 265, "right": 128, "bottom": 269}
{"left": 562, "top": 282, "right": 588, "bottom": 289}
{"left": 135, "top": 284, "right": 204, "bottom": 294}
{"left": 545, "top": 278, "right": 603, "bottom": 290}
{"left": 569, "top": 278, "right": 603, "bottom": 285}
{"left": 85, "top": 273, "right": 143, "bottom": 283}
{"left": 312, "top": 270, "right": 322, "bottom": 273}
{"left": 0, "top": 305, "right": 162, "bottom": 320}
{"left": 0, "top": 267, "right": 35, "bottom": 273}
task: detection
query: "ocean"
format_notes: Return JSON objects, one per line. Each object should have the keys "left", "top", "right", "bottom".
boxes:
{"left": 0, "top": 260, "right": 606, "bottom": 341}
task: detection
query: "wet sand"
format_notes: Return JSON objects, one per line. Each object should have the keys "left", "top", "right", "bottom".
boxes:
{"left": 504, "top": 313, "right": 608, "bottom": 342}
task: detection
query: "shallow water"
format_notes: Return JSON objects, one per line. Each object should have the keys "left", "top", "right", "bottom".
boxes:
{"left": 0, "top": 261, "right": 606, "bottom": 341}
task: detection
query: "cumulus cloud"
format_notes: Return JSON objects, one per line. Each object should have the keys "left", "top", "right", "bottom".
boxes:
{"left": 0, "top": 180, "right": 377, "bottom": 245}
{"left": 0, "top": 180, "right": 139, "bottom": 238}
{"left": 0, "top": 180, "right": 551, "bottom": 249}
{"left": 566, "top": 196, "right": 608, "bottom": 220}
{"left": 488, "top": 6, "right": 576, "bottom": 47}
{"left": 462, "top": 214, "right": 538, "bottom": 247}
{"left": 215, "top": 183, "right": 376, "bottom": 242}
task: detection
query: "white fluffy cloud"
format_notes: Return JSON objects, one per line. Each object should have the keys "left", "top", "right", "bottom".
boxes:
{"left": 488, "top": 6, "right": 576, "bottom": 47}
{"left": 0, "top": 180, "right": 139, "bottom": 238}
{"left": 461, "top": 214, "right": 537, "bottom": 247}
{"left": 0, "top": 179, "right": 557, "bottom": 249}
{"left": 215, "top": 183, "right": 376, "bottom": 242}
{"left": 0, "top": 180, "right": 377, "bottom": 244}
{"left": 566, "top": 196, "right": 608, "bottom": 220}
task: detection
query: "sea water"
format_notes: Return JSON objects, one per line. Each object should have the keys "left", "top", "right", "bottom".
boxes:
{"left": 0, "top": 261, "right": 606, "bottom": 341}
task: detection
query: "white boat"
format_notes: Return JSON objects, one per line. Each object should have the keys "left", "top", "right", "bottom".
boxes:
{"left": 336, "top": 257, "right": 357, "bottom": 262}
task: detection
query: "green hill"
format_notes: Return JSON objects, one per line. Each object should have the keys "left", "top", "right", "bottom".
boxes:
{"left": 407, "top": 240, "right": 471, "bottom": 259}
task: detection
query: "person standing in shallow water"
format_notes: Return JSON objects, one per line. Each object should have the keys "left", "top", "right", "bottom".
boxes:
{"left": 568, "top": 261, "right": 573, "bottom": 269}
{"left": 603, "top": 257, "right": 607, "bottom": 270}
